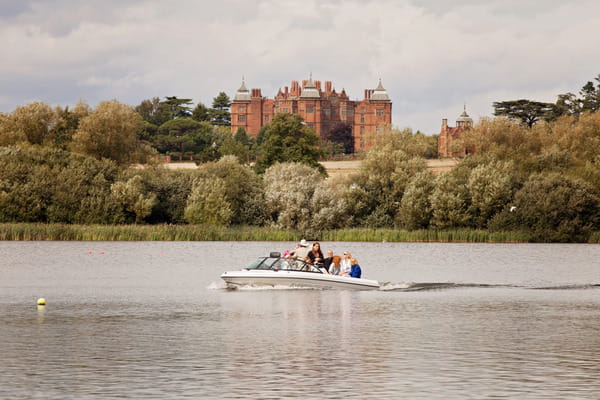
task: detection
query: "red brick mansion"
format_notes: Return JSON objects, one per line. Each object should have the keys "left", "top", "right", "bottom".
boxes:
{"left": 230, "top": 76, "right": 392, "bottom": 151}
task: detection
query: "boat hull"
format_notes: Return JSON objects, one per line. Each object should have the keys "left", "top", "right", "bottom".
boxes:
{"left": 221, "top": 270, "right": 380, "bottom": 290}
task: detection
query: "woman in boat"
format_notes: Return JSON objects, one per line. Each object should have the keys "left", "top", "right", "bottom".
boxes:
{"left": 339, "top": 251, "right": 352, "bottom": 276}
{"left": 328, "top": 255, "right": 341, "bottom": 275}
{"left": 307, "top": 242, "right": 324, "bottom": 268}
{"left": 350, "top": 257, "right": 362, "bottom": 278}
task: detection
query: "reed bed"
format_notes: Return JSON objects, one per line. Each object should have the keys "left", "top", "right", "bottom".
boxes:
{"left": 0, "top": 223, "right": 550, "bottom": 242}
{"left": 4, "top": 223, "right": 599, "bottom": 243}
{"left": 320, "top": 228, "right": 533, "bottom": 243}
{"left": 0, "top": 223, "right": 299, "bottom": 242}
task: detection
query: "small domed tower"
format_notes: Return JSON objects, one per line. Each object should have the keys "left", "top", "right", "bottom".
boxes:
{"left": 370, "top": 79, "right": 390, "bottom": 101}
{"left": 233, "top": 77, "right": 251, "bottom": 101}
{"left": 456, "top": 104, "right": 473, "bottom": 128}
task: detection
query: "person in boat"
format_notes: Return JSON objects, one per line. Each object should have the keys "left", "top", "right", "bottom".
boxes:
{"left": 289, "top": 239, "right": 310, "bottom": 260}
{"left": 328, "top": 255, "right": 341, "bottom": 275}
{"left": 339, "top": 251, "right": 352, "bottom": 276}
{"left": 323, "top": 249, "right": 334, "bottom": 271}
{"left": 307, "top": 242, "right": 325, "bottom": 268}
{"left": 349, "top": 257, "right": 362, "bottom": 278}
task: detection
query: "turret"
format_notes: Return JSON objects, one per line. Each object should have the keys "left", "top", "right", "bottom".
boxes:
{"left": 233, "top": 78, "right": 251, "bottom": 101}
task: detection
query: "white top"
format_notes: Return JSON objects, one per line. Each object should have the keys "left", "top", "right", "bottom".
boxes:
{"left": 339, "top": 259, "right": 351, "bottom": 276}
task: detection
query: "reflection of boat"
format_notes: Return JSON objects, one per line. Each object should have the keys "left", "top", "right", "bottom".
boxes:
{"left": 221, "top": 252, "right": 380, "bottom": 290}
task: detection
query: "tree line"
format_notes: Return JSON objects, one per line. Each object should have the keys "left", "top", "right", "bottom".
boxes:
{"left": 1, "top": 74, "right": 600, "bottom": 242}
{"left": 493, "top": 74, "right": 600, "bottom": 127}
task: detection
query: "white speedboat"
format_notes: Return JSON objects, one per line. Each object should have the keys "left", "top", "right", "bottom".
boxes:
{"left": 221, "top": 252, "right": 380, "bottom": 290}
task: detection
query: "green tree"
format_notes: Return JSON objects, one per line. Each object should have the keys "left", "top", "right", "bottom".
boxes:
{"left": 233, "top": 127, "right": 250, "bottom": 146}
{"left": 50, "top": 101, "right": 90, "bottom": 149}
{"left": 493, "top": 99, "right": 557, "bottom": 127}
{"left": 429, "top": 172, "right": 471, "bottom": 229}
{"left": 111, "top": 175, "right": 157, "bottom": 224}
{"left": 489, "top": 173, "right": 600, "bottom": 242}
{"left": 467, "top": 161, "right": 516, "bottom": 228}
{"left": 208, "top": 92, "right": 231, "bottom": 126}
{"left": 71, "top": 100, "right": 147, "bottom": 166}
{"left": 326, "top": 122, "right": 354, "bottom": 154}
{"left": 254, "top": 113, "right": 324, "bottom": 174}
{"left": 459, "top": 118, "right": 543, "bottom": 168}
{"left": 370, "top": 127, "right": 436, "bottom": 158}
{"left": 0, "top": 145, "right": 121, "bottom": 223}
{"left": 7, "top": 102, "right": 58, "bottom": 145}
{"left": 192, "top": 102, "right": 210, "bottom": 122}
{"left": 579, "top": 75, "right": 600, "bottom": 113}
{"left": 194, "top": 155, "right": 265, "bottom": 225}
{"left": 135, "top": 97, "right": 172, "bottom": 126}
{"left": 219, "top": 135, "right": 251, "bottom": 165}
{"left": 263, "top": 163, "right": 345, "bottom": 237}
{"left": 184, "top": 176, "right": 233, "bottom": 226}
{"left": 396, "top": 170, "right": 435, "bottom": 229}
{"left": 122, "top": 167, "right": 196, "bottom": 224}
{"left": 349, "top": 141, "right": 427, "bottom": 227}
{"left": 554, "top": 92, "right": 581, "bottom": 117}
{"left": 0, "top": 111, "right": 24, "bottom": 145}
{"left": 156, "top": 118, "right": 208, "bottom": 158}
{"left": 163, "top": 96, "right": 193, "bottom": 119}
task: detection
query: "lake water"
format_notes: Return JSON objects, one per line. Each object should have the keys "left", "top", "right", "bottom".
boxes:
{"left": 1, "top": 241, "right": 599, "bottom": 399}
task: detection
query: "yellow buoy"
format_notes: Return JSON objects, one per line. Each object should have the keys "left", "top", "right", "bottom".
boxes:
{"left": 37, "top": 298, "right": 46, "bottom": 306}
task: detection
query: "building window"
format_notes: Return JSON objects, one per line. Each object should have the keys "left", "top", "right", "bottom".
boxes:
{"left": 238, "top": 114, "right": 246, "bottom": 123}
{"left": 376, "top": 126, "right": 382, "bottom": 134}
{"left": 306, "top": 105, "right": 315, "bottom": 113}
{"left": 376, "top": 108, "right": 384, "bottom": 117}
{"left": 239, "top": 105, "right": 246, "bottom": 112}
{"left": 264, "top": 115, "right": 269, "bottom": 123}
{"left": 360, "top": 126, "right": 365, "bottom": 135}
{"left": 360, "top": 115, "right": 365, "bottom": 123}
{"left": 361, "top": 106, "right": 366, "bottom": 112}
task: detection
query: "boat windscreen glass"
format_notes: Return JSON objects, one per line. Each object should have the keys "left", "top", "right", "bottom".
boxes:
{"left": 255, "top": 257, "right": 280, "bottom": 270}
{"left": 246, "top": 258, "right": 267, "bottom": 270}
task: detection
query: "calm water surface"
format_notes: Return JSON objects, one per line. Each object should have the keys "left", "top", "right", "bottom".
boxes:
{"left": 1, "top": 241, "right": 599, "bottom": 399}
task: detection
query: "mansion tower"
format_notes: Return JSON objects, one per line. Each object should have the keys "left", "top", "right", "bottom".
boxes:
{"left": 230, "top": 76, "right": 392, "bottom": 151}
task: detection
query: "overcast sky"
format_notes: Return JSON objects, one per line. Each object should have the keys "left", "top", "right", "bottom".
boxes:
{"left": 1, "top": 0, "right": 600, "bottom": 134}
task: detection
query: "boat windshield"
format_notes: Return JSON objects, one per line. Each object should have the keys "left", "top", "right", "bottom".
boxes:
{"left": 246, "top": 257, "right": 322, "bottom": 273}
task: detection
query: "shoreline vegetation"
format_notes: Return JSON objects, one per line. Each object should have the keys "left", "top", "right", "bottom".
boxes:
{"left": 2, "top": 223, "right": 599, "bottom": 243}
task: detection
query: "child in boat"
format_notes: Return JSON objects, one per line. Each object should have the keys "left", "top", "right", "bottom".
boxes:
{"left": 350, "top": 257, "right": 362, "bottom": 278}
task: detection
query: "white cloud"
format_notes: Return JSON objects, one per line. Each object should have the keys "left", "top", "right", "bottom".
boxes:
{"left": 1, "top": 0, "right": 599, "bottom": 133}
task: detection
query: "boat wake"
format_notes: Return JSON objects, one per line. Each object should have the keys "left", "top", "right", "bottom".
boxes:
{"left": 209, "top": 281, "right": 600, "bottom": 292}
{"left": 379, "top": 282, "right": 600, "bottom": 292}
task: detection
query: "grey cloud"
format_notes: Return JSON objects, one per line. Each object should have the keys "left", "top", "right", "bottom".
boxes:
{"left": 1, "top": 0, "right": 600, "bottom": 134}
